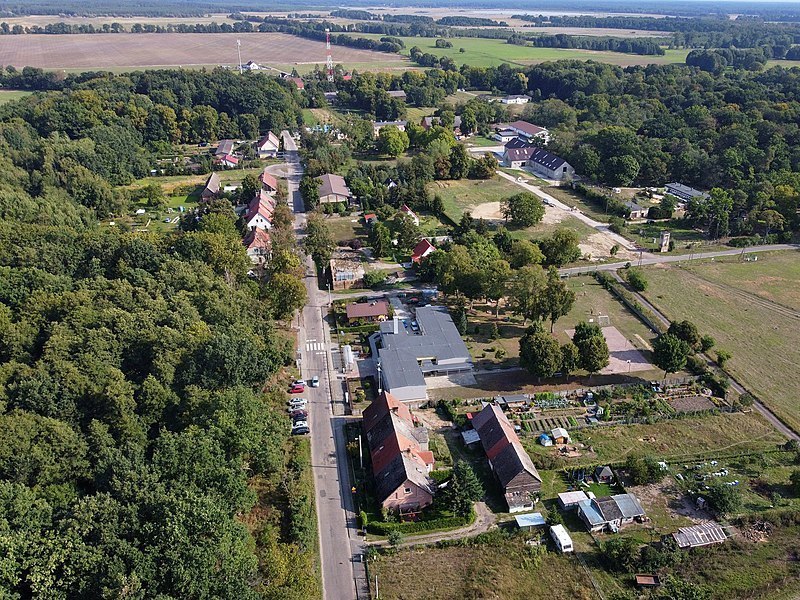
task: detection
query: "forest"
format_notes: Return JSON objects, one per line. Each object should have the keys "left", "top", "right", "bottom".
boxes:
{"left": 0, "top": 67, "right": 317, "bottom": 598}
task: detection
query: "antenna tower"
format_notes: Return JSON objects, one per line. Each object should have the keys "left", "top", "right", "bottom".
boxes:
{"left": 326, "top": 28, "right": 334, "bottom": 82}
{"left": 237, "top": 39, "right": 243, "bottom": 74}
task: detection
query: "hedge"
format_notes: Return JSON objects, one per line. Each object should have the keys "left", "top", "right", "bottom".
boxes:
{"left": 367, "top": 512, "right": 472, "bottom": 535}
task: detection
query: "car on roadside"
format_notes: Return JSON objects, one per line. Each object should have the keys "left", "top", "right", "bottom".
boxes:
{"left": 291, "top": 422, "right": 310, "bottom": 435}
{"left": 310, "top": 376, "right": 320, "bottom": 388}
{"left": 288, "top": 399, "right": 307, "bottom": 409}
{"left": 289, "top": 409, "right": 308, "bottom": 419}
{"left": 292, "top": 379, "right": 306, "bottom": 387}
{"left": 289, "top": 384, "right": 305, "bottom": 394}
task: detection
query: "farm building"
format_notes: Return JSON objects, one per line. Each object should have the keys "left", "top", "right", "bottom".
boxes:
{"left": 255, "top": 131, "right": 280, "bottom": 158}
{"left": 214, "top": 139, "right": 235, "bottom": 158}
{"left": 492, "top": 128, "right": 519, "bottom": 143}
{"left": 665, "top": 182, "right": 709, "bottom": 202}
{"left": 200, "top": 172, "right": 221, "bottom": 200}
{"left": 346, "top": 300, "right": 390, "bottom": 323}
{"left": 672, "top": 522, "right": 727, "bottom": 549}
{"left": 363, "top": 392, "right": 435, "bottom": 514}
{"left": 515, "top": 512, "right": 545, "bottom": 531}
{"left": 317, "top": 173, "right": 353, "bottom": 205}
{"left": 372, "top": 120, "right": 407, "bottom": 137}
{"left": 624, "top": 200, "right": 647, "bottom": 220}
{"left": 551, "top": 427, "right": 570, "bottom": 444}
{"left": 473, "top": 404, "right": 542, "bottom": 512}
{"left": 500, "top": 95, "right": 530, "bottom": 105}
{"left": 372, "top": 306, "right": 473, "bottom": 406}
{"left": 411, "top": 239, "right": 436, "bottom": 264}
{"left": 502, "top": 146, "right": 575, "bottom": 180}
{"left": 550, "top": 525, "right": 573, "bottom": 553}
{"left": 506, "top": 120, "right": 550, "bottom": 143}
{"left": 329, "top": 251, "right": 365, "bottom": 290}
{"left": 595, "top": 465, "right": 614, "bottom": 483}
{"left": 577, "top": 493, "right": 646, "bottom": 532}
{"left": 557, "top": 491, "right": 589, "bottom": 510}
{"left": 386, "top": 89, "right": 407, "bottom": 100}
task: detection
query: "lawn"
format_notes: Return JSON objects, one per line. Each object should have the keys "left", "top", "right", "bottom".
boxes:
{"left": 642, "top": 252, "right": 800, "bottom": 432}
{"left": 427, "top": 176, "right": 523, "bottom": 222}
{"left": 348, "top": 34, "right": 688, "bottom": 69}
{"left": 324, "top": 215, "right": 364, "bottom": 243}
{"left": 0, "top": 89, "right": 32, "bottom": 104}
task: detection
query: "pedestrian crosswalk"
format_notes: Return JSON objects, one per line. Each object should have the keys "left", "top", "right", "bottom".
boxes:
{"left": 305, "top": 340, "right": 326, "bottom": 352}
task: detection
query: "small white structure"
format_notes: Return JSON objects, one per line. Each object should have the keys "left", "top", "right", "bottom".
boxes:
{"left": 515, "top": 512, "right": 546, "bottom": 531}
{"left": 461, "top": 429, "right": 481, "bottom": 445}
{"left": 557, "top": 491, "right": 589, "bottom": 510}
{"left": 551, "top": 427, "right": 570, "bottom": 444}
{"left": 400, "top": 204, "right": 420, "bottom": 226}
{"left": 500, "top": 95, "right": 530, "bottom": 105}
{"left": 550, "top": 524, "right": 573, "bottom": 553}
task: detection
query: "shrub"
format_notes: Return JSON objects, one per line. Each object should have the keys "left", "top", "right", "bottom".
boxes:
{"left": 716, "top": 349, "right": 732, "bottom": 367}
{"left": 387, "top": 530, "right": 404, "bottom": 546}
{"left": 625, "top": 267, "right": 648, "bottom": 292}
{"left": 700, "top": 334, "right": 715, "bottom": 352}
{"left": 608, "top": 216, "right": 626, "bottom": 234}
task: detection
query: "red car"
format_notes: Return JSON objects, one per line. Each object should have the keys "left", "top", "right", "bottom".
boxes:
{"left": 289, "top": 384, "right": 305, "bottom": 393}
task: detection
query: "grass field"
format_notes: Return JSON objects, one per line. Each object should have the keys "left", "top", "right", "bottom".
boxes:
{"left": 428, "top": 176, "right": 521, "bottom": 222}
{"left": 642, "top": 251, "right": 800, "bottom": 432}
{"left": 0, "top": 90, "right": 32, "bottom": 104}
{"left": 351, "top": 34, "right": 688, "bottom": 68}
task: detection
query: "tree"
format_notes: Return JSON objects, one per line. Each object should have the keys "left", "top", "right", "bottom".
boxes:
{"left": 602, "top": 537, "right": 640, "bottom": 573}
{"left": 369, "top": 222, "right": 392, "bottom": 258}
{"left": 606, "top": 154, "right": 640, "bottom": 186}
{"left": 299, "top": 175, "right": 321, "bottom": 210}
{"left": 789, "top": 469, "right": 800, "bottom": 496}
{"left": 266, "top": 273, "right": 307, "bottom": 320}
{"left": 442, "top": 461, "right": 484, "bottom": 516}
{"left": 507, "top": 264, "right": 547, "bottom": 324}
{"left": 700, "top": 334, "right": 715, "bottom": 352}
{"left": 560, "top": 342, "right": 579, "bottom": 376}
{"left": 519, "top": 326, "right": 562, "bottom": 379}
{"left": 363, "top": 269, "right": 387, "bottom": 289}
{"left": 705, "top": 480, "right": 742, "bottom": 516}
{"left": 377, "top": 125, "right": 409, "bottom": 157}
{"left": 484, "top": 259, "right": 511, "bottom": 317}
{"left": 390, "top": 213, "right": 421, "bottom": 252}
{"left": 542, "top": 266, "right": 575, "bottom": 332}
{"left": 668, "top": 320, "right": 701, "bottom": 350}
{"left": 573, "top": 321, "right": 609, "bottom": 376}
{"left": 625, "top": 267, "right": 648, "bottom": 292}
{"left": 626, "top": 454, "right": 664, "bottom": 485}
{"left": 449, "top": 144, "right": 471, "bottom": 179}
{"left": 304, "top": 212, "right": 335, "bottom": 270}
{"left": 502, "top": 192, "right": 545, "bottom": 227}
{"left": 387, "top": 530, "right": 404, "bottom": 546}
{"left": 653, "top": 333, "right": 691, "bottom": 378}
{"left": 509, "top": 239, "right": 544, "bottom": 268}
{"left": 539, "top": 229, "right": 581, "bottom": 267}
{"left": 716, "top": 349, "right": 732, "bottom": 367}
{"left": 238, "top": 173, "right": 260, "bottom": 205}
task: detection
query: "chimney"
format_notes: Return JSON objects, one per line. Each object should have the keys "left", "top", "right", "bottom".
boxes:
{"left": 393, "top": 315, "right": 400, "bottom": 334}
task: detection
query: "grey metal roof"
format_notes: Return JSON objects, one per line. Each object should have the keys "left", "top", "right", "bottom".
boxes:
{"left": 504, "top": 146, "right": 569, "bottom": 170}
{"left": 673, "top": 522, "right": 727, "bottom": 548}
{"left": 578, "top": 499, "right": 605, "bottom": 526}
{"left": 496, "top": 394, "right": 528, "bottom": 405}
{"left": 596, "top": 496, "right": 624, "bottom": 522}
{"left": 378, "top": 306, "right": 472, "bottom": 395}
{"left": 666, "top": 182, "right": 708, "bottom": 199}
{"left": 373, "top": 452, "right": 433, "bottom": 503}
{"left": 612, "top": 493, "right": 645, "bottom": 519}
{"left": 624, "top": 200, "right": 645, "bottom": 212}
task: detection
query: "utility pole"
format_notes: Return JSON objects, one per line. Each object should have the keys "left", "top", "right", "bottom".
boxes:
{"left": 237, "top": 39, "right": 243, "bottom": 74}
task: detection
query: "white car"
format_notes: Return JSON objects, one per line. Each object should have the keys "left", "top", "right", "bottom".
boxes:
{"left": 292, "top": 379, "right": 306, "bottom": 387}
{"left": 310, "top": 376, "right": 320, "bottom": 388}
{"left": 288, "top": 399, "right": 307, "bottom": 410}
{"left": 292, "top": 420, "right": 309, "bottom": 429}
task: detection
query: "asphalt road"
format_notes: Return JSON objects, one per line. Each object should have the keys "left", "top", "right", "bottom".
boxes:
{"left": 283, "top": 139, "right": 366, "bottom": 600}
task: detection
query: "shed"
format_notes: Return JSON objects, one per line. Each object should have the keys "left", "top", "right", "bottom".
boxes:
{"left": 461, "top": 429, "right": 481, "bottom": 445}
{"left": 538, "top": 433, "right": 553, "bottom": 447}
{"left": 635, "top": 574, "right": 661, "bottom": 588}
{"left": 595, "top": 465, "right": 614, "bottom": 483}
{"left": 515, "top": 512, "right": 546, "bottom": 531}
{"left": 557, "top": 491, "right": 589, "bottom": 510}
{"left": 495, "top": 394, "right": 528, "bottom": 411}
{"left": 549, "top": 524, "right": 573, "bottom": 553}
{"left": 551, "top": 427, "right": 570, "bottom": 444}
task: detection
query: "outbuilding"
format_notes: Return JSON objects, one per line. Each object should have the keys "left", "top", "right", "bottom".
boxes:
{"left": 595, "top": 465, "right": 614, "bottom": 483}
{"left": 551, "top": 427, "right": 570, "bottom": 444}
{"left": 515, "top": 512, "right": 546, "bottom": 531}
{"left": 557, "top": 491, "right": 589, "bottom": 510}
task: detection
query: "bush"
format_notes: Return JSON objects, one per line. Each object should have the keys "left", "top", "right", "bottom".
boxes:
{"left": 700, "top": 334, "right": 715, "bottom": 352}
{"left": 716, "top": 349, "right": 732, "bottom": 367}
{"left": 387, "top": 530, "right": 404, "bottom": 546}
{"left": 367, "top": 513, "right": 472, "bottom": 535}
{"left": 608, "top": 216, "right": 626, "bottom": 234}
{"left": 363, "top": 269, "right": 387, "bottom": 289}
{"left": 625, "top": 267, "right": 648, "bottom": 292}
{"left": 686, "top": 354, "right": 708, "bottom": 375}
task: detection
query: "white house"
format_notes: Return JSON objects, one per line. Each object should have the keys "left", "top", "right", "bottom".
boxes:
{"left": 372, "top": 120, "right": 407, "bottom": 138}
{"left": 255, "top": 131, "right": 280, "bottom": 158}
{"left": 507, "top": 120, "right": 550, "bottom": 143}
{"left": 400, "top": 204, "right": 419, "bottom": 226}
{"left": 500, "top": 95, "right": 530, "bottom": 105}
{"left": 244, "top": 193, "right": 274, "bottom": 230}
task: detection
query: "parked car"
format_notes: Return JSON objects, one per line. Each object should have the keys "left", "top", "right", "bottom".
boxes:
{"left": 310, "top": 376, "right": 320, "bottom": 388}
{"left": 288, "top": 399, "right": 307, "bottom": 409}
{"left": 292, "top": 420, "right": 309, "bottom": 429}
{"left": 292, "top": 379, "right": 306, "bottom": 387}
{"left": 291, "top": 425, "right": 310, "bottom": 435}
{"left": 289, "top": 384, "right": 305, "bottom": 393}
{"left": 289, "top": 409, "right": 308, "bottom": 419}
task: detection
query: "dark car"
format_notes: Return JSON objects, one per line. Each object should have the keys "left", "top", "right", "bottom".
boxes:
{"left": 289, "top": 409, "right": 308, "bottom": 419}
{"left": 291, "top": 426, "right": 310, "bottom": 435}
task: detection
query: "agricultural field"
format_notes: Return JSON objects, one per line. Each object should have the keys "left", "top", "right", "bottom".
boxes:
{"left": 350, "top": 34, "right": 688, "bottom": 68}
{"left": 0, "top": 90, "right": 32, "bottom": 104}
{"left": 0, "top": 32, "right": 403, "bottom": 71}
{"left": 642, "top": 252, "right": 800, "bottom": 432}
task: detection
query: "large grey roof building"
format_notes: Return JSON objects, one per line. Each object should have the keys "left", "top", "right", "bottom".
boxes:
{"left": 372, "top": 306, "right": 473, "bottom": 406}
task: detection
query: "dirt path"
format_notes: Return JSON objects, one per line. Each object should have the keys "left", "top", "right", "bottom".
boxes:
{"left": 368, "top": 502, "right": 496, "bottom": 548}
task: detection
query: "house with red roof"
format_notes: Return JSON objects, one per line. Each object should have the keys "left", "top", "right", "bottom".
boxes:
{"left": 242, "top": 228, "right": 271, "bottom": 264}
{"left": 244, "top": 191, "right": 275, "bottom": 231}
{"left": 411, "top": 239, "right": 436, "bottom": 264}
{"left": 363, "top": 392, "right": 435, "bottom": 514}
{"left": 400, "top": 204, "right": 419, "bottom": 226}
{"left": 258, "top": 168, "right": 279, "bottom": 194}
{"left": 217, "top": 154, "right": 239, "bottom": 169}
{"left": 288, "top": 77, "right": 305, "bottom": 90}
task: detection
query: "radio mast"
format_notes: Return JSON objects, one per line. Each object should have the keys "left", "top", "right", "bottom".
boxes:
{"left": 326, "top": 29, "right": 334, "bottom": 82}
{"left": 237, "top": 39, "right": 243, "bottom": 74}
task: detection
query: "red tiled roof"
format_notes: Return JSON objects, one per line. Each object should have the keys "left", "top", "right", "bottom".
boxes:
{"left": 288, "top": 77, "right": 305, "bottom": 89}
{"left": 259, "top": 168, "right": 278, "bottom": 191}
{"left": 346, "top": 300, "right": 390, "bottom": 320}
{"left": 243, "top": 228, "right": 271, "bottom": 250}
{"left": 411, "top": 239, "right": 435, "bottom": 263}
{"left": 508, "top": 120, "right": 547, "bottom": 137}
